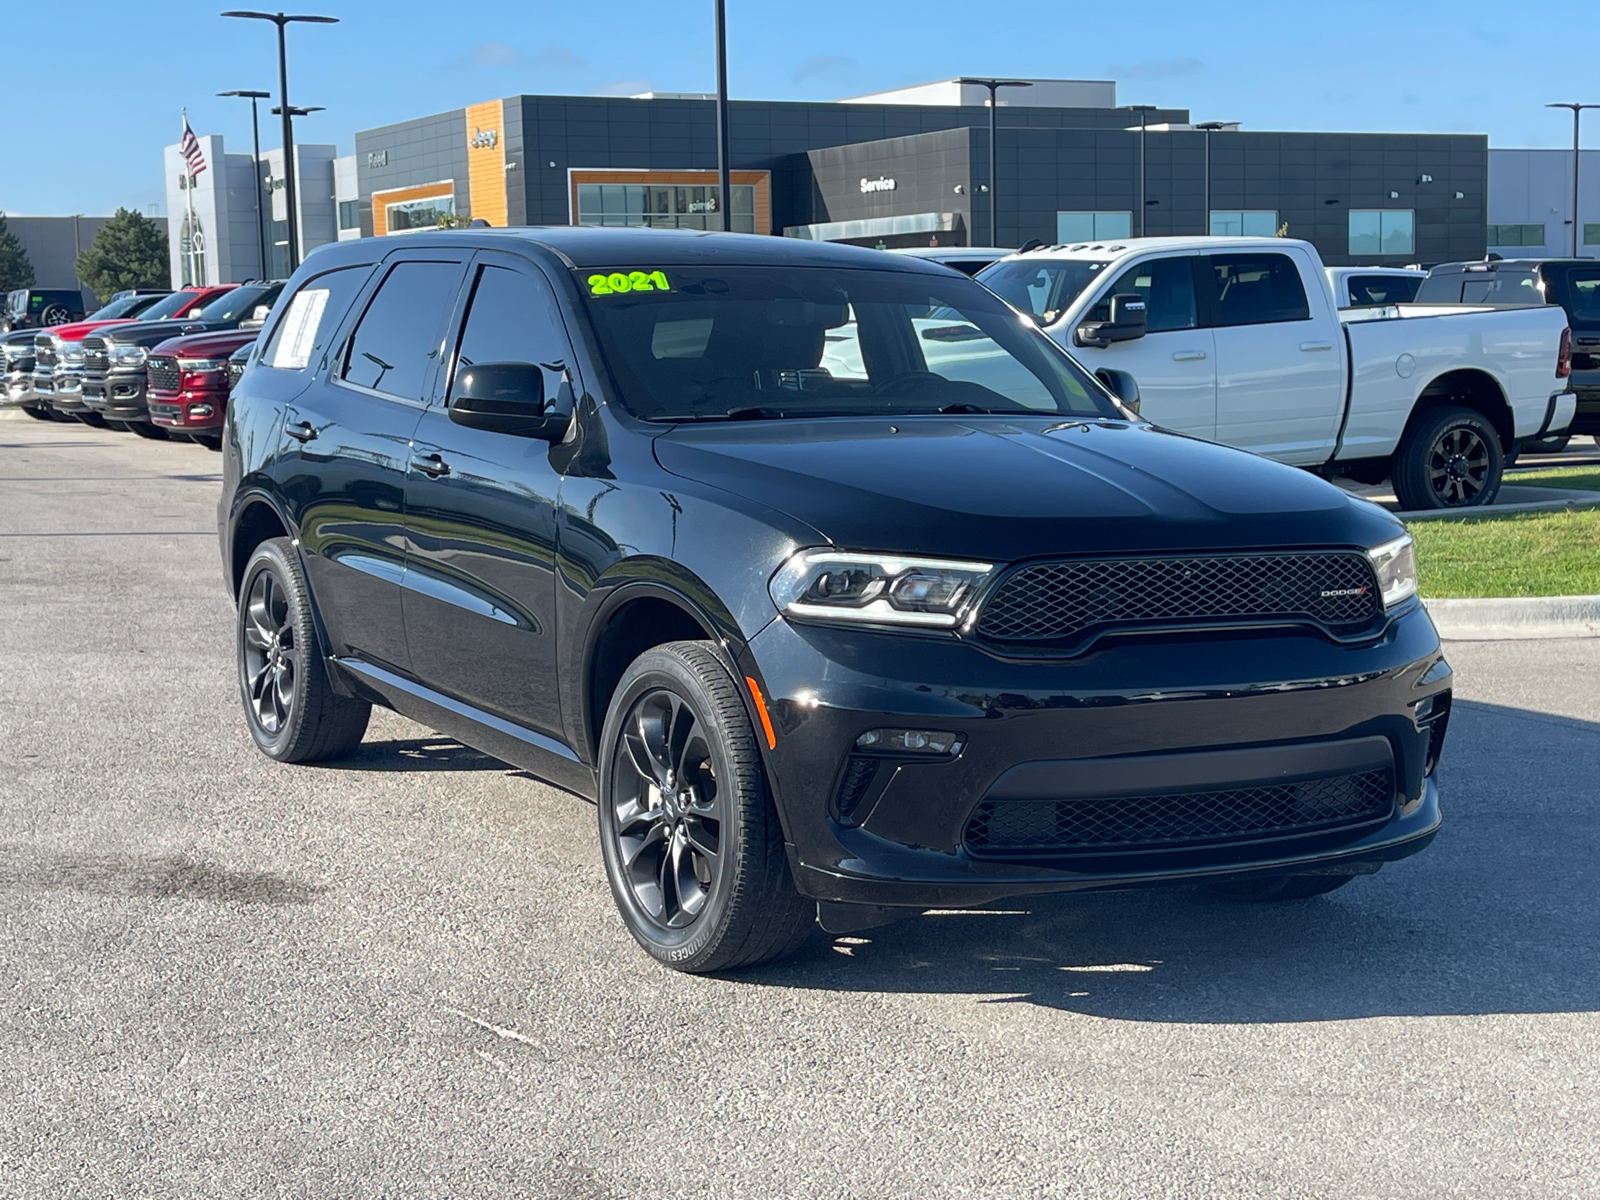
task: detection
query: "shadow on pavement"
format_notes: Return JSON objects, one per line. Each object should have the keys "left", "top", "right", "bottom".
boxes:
{"left": 332, "top": 736, "right": 511, "bottom": 773}
{"left": 741, "top": 698, "right": 1600, "bottom": 1022}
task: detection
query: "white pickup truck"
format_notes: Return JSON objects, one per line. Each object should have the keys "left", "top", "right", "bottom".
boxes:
{"left": 977, "top": 237, "right": 1574, "bottom": 509}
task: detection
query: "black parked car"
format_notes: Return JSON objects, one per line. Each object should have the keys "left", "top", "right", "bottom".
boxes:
{"left": 82, "top": 281, "right": 283, "bottom": 434}
{"left": 2, "top": 288, "right": 85, "bottom": 332}
{"left": 1417, "top": 259, "right": 1600, "bottom": 442}
{"left": 220, "top": 228, "right": 1449, "bottom": 972}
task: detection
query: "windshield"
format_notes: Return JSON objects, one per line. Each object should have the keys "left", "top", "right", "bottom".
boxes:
{"left": 87, "top": 293, "right": 164, "bottom": 321}
{"left": 193, "top": 284, "right": 280, "bottom": 324}
{"left": 978, "top": 259, "right": 1110, "bottom": 326}
{"left": 576, "top": 265, "right": 1113, "bottom": 423}
{"left": 137, "top": 290, "right": 211, "bottom": 321}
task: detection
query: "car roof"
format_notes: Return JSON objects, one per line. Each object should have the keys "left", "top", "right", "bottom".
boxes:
{"left": 299, "top": 225, "right": 959, "bottom": 275}
{"left": 990, "top": 236, "right": 1313, "bottom": 265}
{"left": 890, "top": 246, "right": 1014, "bottom": 260}
{"left": 1427, "top": 258, "right": 1593, "bottom": 275}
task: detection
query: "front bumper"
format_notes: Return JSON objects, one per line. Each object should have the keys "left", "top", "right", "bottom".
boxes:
{"left": 82, "top": 368, "right": 151, "bottom": 421}
{"left": 744, "top": 604, "right": 1449, "bottom": 910}
{"left": 2, "top": 369, "right": 35, "bottom": 406}
{"left": 42, "top": 367, "right": 91, "bottom": 414}
{"left": 148, "top": 386, "right": 225, "bottom": 430}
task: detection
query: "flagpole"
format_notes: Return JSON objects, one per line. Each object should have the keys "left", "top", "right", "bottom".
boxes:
{"left": 182, "top": 109, "right": 198, "bottom": 286}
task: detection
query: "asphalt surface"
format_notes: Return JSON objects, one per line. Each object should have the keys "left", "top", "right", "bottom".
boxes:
{"left": 1, "top": 416, "right": 1597, "bottom": 1199}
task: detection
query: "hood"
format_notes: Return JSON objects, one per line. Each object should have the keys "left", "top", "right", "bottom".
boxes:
{"left": 96, "top": 317, "right": 224, "bottom": 347}
{"left": 653, "top": 416, "right": 1401, "bottom": 561}
{"left": 150, "top": 328, "right": 258, "bottom": 359}
{"left": 40, "top": 318, "right": 137, "bottom": 342}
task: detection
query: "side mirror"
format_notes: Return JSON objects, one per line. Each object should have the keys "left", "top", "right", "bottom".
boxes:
{"left": 242, "top": 305, "right": 272, "bottom": 329}
{"left": 1094, "top": 368, "right": 1141, "bottom": 417}
{"left": 448, "top": 361, "right": 565, "bottom": 440}
{"left": 1073, "top": 292, "right": 1148, "bottom": 348}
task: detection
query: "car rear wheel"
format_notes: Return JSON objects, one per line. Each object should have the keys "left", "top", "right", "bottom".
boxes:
{"left": 1391, "top": 406, "right": 1503, "bottom": 510}
{"left": 1206, "top": 874, "right": 1356, "bottom": 901}
{"left": 597, "top": 642, "right": 814, "bottom": 973}
{"left": 237, "top": 537, "right": 371, "bottom": 763}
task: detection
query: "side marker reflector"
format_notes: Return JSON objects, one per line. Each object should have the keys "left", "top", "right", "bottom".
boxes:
{"left": 745, "top": 676, "right": 777, "bottom": 750}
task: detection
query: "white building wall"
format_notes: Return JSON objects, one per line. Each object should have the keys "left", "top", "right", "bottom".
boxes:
{"left": 1487, "top": 148, "right": 1600, "bottom": 258}
{"left": 334, "top": 155, "right": 360, "bottom": 241}
{"left": 262, "top": 144, "right": 340, "bottom": 268}
{"left": 839, "top": 78, "right": 1117, "bottom": 108}
{"left": 162, "top": 134, "right": 269, "bottom": 285}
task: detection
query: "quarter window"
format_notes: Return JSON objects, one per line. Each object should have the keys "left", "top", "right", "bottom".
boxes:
{"left": 1056, "top": 211, "right": 1132, "bottom": 242}
{"left": 449, "top": 265, "right": 573, "bottom": 408}
{"left": 1086, "top": 257, "right": 1198, "bottom": 332}
{"left": 1348, "top": 210, "right": 1415, "bottom": 256}
{"left": 1207, "top": 254, "right": 1311, "bottom": 326}
{"left": 1344, "top": 275, "right": 1421, "bottom": 306}
{"left": 341, "top": 261, "right": 463, "bottom": 399}
{"left": 1208, "top": 210, "right": 1278, "bottom": 237}
{"left": 1487, "top": 223, "right": 1546, "bottom": 247}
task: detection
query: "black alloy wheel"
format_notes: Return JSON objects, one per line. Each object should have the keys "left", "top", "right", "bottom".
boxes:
{"left": 597, "top": 642, "right": 814, "bottom": 972}
{"left": 1391, "top": 406, "right": 1504, "bottom": 510}
{"left": 236, "top": 537, "right": 370, "bottom": 763}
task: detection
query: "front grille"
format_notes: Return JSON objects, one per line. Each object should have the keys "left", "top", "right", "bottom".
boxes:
{"left": 147, "top": 357, "right": 181, "bottom": 393}
{"left": 976, "top": 551, "right": 1381, "bottom": 646}
{"left": 965, "top": 767, "right": 1395, "bottom": 858}
{"left": 33, "top": 337, "right": 56, "bottom": 367}
{"left": 82, "top": 337, "right": 109, "bottom": 372}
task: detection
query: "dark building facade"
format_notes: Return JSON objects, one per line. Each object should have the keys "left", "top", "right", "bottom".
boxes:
{"left": 352, "top": 85, "right": 1486, "bottom": 267}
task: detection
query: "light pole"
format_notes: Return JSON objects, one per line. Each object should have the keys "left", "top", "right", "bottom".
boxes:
{"left": 1123, "top": 105, "right": 1159, "bottom": 236}
{"left": 713, "top": 0, "right": 731, "bottom": 232}
{"left": 218, "top": 89, "right": 272, "bottom": 279}
{"left": 1194, "top": 120, "right": 1233, "bottom": 235}
{"left": 222, "top": 11, "right": 338, "bottom": 272}
{"left": 1546, "top": 103, "right": 1599, "bottom": 257}
{"left": 957, "top": 79, "right": 1032, "bottom": 247}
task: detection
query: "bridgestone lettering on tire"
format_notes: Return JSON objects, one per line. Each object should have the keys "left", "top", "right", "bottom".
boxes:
{"left": 237, "top": 537, "right": 371, "bottom": 763}
{"left": 1391, "top": 406, "right": 1504, "bottom": 510}
{"left": 597, "top": 641, "right": 814, "bottom": 973}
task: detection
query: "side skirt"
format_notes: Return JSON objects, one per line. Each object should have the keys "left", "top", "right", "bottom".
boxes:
{"left": 333, "top": 656, "right": 599, "bottom": 800}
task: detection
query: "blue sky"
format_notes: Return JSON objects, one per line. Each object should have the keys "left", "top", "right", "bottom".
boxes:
{"left": 4, "top": 0, "right": 1595, "bottom": 217}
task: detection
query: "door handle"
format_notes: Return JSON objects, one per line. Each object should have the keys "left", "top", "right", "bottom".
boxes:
{"left": 285, "top": 420, "right": 316, "bottom": 442}
{"left": 1300, "top": 341, "right": 1335, "bottom": 352}
{"left": 1171, "top": 351, "right": 1208, "bottom": 361}
{"left": 410, "top": 453, "right": 451, "bottom": 478}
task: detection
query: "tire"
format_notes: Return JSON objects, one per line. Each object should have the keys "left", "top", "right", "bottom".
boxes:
{"left": 1391, "top": 406, "right": 1504, "bottom": 510}
{"left": 1524, "top": 434, "right": 1570, "bottom": 454}
{"left": 597, "top": 641, "right": 814, "bottom": 973}
{"left": 21, "top": 403, "right": 54, "bottom": 421}
{"left": 103, "top": 419, "right": 131, "bottom": 432}
{"left": 190, "top": 432, "right": 222, "bottom": 451}
{"left": 128, "top": 422, "right": 168, "bottom": 440}
{"left": 74, "top": 411, "right": 107, "bottom": 427}
{"left": 1206, "top": 874, "right": 1357, "bottom": 901}
{"left": 237, "top": 537, "right": 371, "bottom": 763}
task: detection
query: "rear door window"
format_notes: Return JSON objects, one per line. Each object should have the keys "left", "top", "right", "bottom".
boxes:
{"left": 1206, "top": 254, "right": 1312, "bottom": 325}
{"left": 1346, "top": 274, "right": 1421, "bottom": 306}
{"left": 341, "top": 261, "right": 464, "bottom": 400}
{"left": 261, "top": 265, "right": 373, "bottom": 372}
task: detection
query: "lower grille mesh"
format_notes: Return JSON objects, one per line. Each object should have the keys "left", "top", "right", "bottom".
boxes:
{"left": 147, "top": 358, "right": 181, "bottom": 392}
{"left": 964, "top": 768, "right": 1394, "bottom": 857}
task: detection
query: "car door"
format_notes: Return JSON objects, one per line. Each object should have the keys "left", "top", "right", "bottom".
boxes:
{"left": 1065, "top": 254, "right": 1216, "bottom": 440}
{"left": 1206, "top": 250, "right": 1345, "bottom": 465}
{"left": 274, "top": 251, "right": 468, "bottom": 676}
{"left": 401, "top": 252, "right": 574, "bottom": 737}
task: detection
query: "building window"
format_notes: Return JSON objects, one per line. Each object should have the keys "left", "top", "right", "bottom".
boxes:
{"left": 1209, "top": 210, "right": 1278, "bottom": 237}
{"left": 387, "top": 193, "right": 456, "bottom": 234}
{"left": 1348, "top": 210, "right": 1415, "bottom": 256}
{"left": 1056, "top": 211, "right": 1131, "bottom": 242}
{"left": 338, "top": 200, "right": 361, "bottom": 231}
{"left": 1584, "top": 224, "right": 1600, "bottom": 246}
{"left": 575, "top": 183, "right": 755, "bottom": 233}
{"left": 1487, "top": 223, "right": 1546, "bottom": 247}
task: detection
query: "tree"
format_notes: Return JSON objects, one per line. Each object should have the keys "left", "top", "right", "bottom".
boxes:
{"left": 0, "top": 212, "right": 34, "bottom": 291}
{"left": 74, "top": 208, "right": 169, "bottom": 299}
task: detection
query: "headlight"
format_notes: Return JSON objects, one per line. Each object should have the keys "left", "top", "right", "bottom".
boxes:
{"left": 176, "top": 358, "right": 227, "bottom": 372}
{"left": 111, "top": 345, "right": 147, "bottom": 366}
{"left": 769, "top": 550, "right": 996, "bottom": 629}
{"left": 1367, "top": 533, "right": 1417, "bottom": 609}
{"left": 60, "top": 346, "right": 85, "bottom": 364}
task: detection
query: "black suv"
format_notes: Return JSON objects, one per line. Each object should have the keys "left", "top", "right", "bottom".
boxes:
{"left": 3, "top": 288, "right": 86, "bottom": 331}
{"left": 220, "top": 228, "right": 1449, "bottom": 972}
{"left": 82, "top": 281, "right": 283, "bottom": 433}
{"left": 1417, "top": 259, "right": 1600, "bottom": 438}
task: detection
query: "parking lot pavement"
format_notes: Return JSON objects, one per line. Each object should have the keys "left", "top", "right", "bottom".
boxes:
{"left": 2, "top": 419, "right": 1597, "bottom": 1200}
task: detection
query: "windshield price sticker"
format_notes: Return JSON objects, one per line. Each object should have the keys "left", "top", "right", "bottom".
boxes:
{"left": 588, "top": 270, "right": 671, "bottom": 296}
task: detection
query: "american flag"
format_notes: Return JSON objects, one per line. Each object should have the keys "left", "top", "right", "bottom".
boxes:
{"left": 179, "top": 115, "right": 207, "bottom": 178}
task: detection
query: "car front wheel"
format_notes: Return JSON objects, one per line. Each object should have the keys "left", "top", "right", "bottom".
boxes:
{"left": 237, "top": 537, "right": 371, "bottom": 763}
{"left": 597, "top": 642, "right": 814, "bottom": 972}
{"left": 1391, "top": 406, "right": 1504, "bottom": 510}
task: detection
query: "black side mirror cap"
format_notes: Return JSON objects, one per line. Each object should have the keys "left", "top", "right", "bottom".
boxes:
{"left": 1094, "top": 367, "right": 1141, "bottom": 416}
{"left": 448, "top": 361, "right": 567, "bottom": 440}
{"left": 1073, "top": 292, "right": 1148, "bottom": 348}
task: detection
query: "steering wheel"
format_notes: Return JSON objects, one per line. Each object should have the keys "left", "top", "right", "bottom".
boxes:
{"left": 869, "top": 371, "right": 946, "bottom": 398}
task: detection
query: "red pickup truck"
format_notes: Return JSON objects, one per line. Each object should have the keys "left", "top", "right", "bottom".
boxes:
{"left": 145, "top": 328, "right": 258, "bottom": 449}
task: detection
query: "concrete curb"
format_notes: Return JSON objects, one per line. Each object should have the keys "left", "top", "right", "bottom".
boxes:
{"left": 1398, "top": 493, "right": 1600, "bottom": 521}
{"left": 1423, "top": 594, "right": 1600, "bottom": 640}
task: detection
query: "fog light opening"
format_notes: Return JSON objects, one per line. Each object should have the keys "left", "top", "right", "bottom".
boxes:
{"left": 855, "top": 728, "right": 963, "bottom": 756}
{"left": 187, "top": 403, "right": 214, "bottom": 419}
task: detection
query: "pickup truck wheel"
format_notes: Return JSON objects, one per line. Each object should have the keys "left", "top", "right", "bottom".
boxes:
{"left": 75, "top": 412, "right": 107, "bottom": 427}
{"left": 1206, "top": 874, "right": 1356, "bottom": 901}
{"left": 1392, "top": 407, "right": 1503, "bottom": 510}
{"left": 1525, "top": 434, "right": 1570, "bottom": 454}
{"left": 21, "top": 403, "right": 54, "bottom": 421}
{"left": 597, "top": 642, "right": 814, "bottom": 973}
{"left": 128, "top": 422, "right": 167, "bottom": 440}
{"left": 237, "top": 537, "right": 371, "bottom": 763}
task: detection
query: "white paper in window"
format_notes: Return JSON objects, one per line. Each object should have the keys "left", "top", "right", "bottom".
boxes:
{"left": 270, "top": 288, "right": 330, "bottom": 370}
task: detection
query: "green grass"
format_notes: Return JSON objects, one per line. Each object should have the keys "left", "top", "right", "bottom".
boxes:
{"left": 1409, "top": 508, "right": 1600, "bottom": 598}
{"left": 1503, "top": 465, "right": 1600, "bottom": 492}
